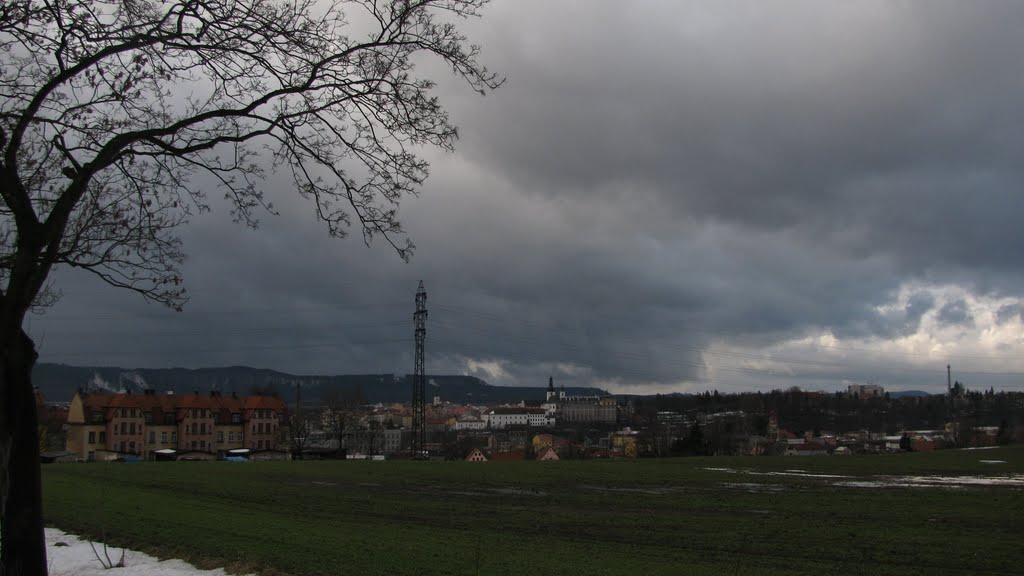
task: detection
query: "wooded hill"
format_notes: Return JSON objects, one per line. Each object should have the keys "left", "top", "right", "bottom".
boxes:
{"left": 32, "top": 363, "right": 608, "bottom": 406}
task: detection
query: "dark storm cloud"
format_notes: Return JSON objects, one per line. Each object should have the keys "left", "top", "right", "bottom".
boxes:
{"left": 936, "top": 299, "right": 973, "bottom": 328}
{"left": 27, "top": 1, "right": 1024, "bottom": 392}
{"left": 449, "top": 1, "right": 1024, "bottom": 276}
{"left": 996, "top": 303, "right": 1024, "bottom": 325}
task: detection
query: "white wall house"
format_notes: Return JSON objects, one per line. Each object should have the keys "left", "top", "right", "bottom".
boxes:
{"left": 454, "top": 417, "right": 486, "bottom": 431}
{"left": 484, "top": 408, "right": 529, "bottom": 429}
{"left": 484, "top": 407, "right": 553, "bottom": 429}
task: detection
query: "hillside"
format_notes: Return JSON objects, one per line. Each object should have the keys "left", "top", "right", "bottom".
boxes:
{"left": 31, "top": 363, "right": 608, "bottom": 405}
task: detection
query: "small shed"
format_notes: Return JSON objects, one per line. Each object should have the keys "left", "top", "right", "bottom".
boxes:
{"left": 536, "top": 447, "right": 560, "bottom": 461}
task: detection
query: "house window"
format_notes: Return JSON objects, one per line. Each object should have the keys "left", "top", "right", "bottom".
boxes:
{"left": 149, "top": 431, "right": 155, "bottom": 444}
{"left": 99, "top": 431, "right": 106, "bottom": 443}
{"left": 191, "top": 440, "right": 197, "bottom": 449}
{"left": 258, "top": 423, "right": 264, "bottom": 434}
{"left": 161, "top": 432, "right": 167, "bottom": 443}
{"left": 171, "top": 432, "right": 177, "bottom": 443}
{"left": 120, "top": 422, "right": 127, "bottom": 434}
{"left": 164, "top": 413, "right": 175, "bottom": 425}
{"left": 88, "top": 431, "right": 96, "bottom": 444}
{"left": 129, "top": 423, "right": 135, "bottom": 435}
{"left": 231, "top": 413, "right": 241, "bottom": 424}
{"left": 200, "top": 423, "right": 206, "bottom": 435}
{"left": 87, "top": 451, "right": 95, "bottom": 461}
{"left": 257, "top": 439, "right": 263, "bottom": 449}
{"left": 200, "top": 440, "right": 206, "bottom": 450}
{"left": 191, "top": 423, "right": 197, "bottom": 434}
{"left": 217, "top": 431, "right": 224, "bottom": 442}
{"left": 144, "top": 413, "right": 152, "bottom": 424}
{"left": 128, "top": 441, "right": 135, "bottom": 452}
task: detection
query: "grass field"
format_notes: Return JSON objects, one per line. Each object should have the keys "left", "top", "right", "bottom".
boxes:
{"left": 42, "top": 446, "right": 1024, "bottom": 576}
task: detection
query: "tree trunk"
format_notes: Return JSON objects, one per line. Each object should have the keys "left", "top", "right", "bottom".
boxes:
{"left": 0, "top": 330, "right": 45, "bottom": 576}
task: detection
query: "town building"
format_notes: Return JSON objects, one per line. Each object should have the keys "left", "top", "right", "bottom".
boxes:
{"left": 483, "top": 407, "right": 552, "bottom": 429}
{"left": 560, "top": 396, "right": 617, "bottom": 424}
{"left": 66, "top": 390, "right": 288, "bottom": 461}
{"left": 847, "top": 383, "right": 884, "bottom": 398}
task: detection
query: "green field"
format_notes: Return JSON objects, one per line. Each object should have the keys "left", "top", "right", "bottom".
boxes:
{"left": 42, "top": 447, "right": 1024, "bottom": 576}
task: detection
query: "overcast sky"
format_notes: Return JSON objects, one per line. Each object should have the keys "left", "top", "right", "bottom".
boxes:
{"left": 27, "top": 1, "right": 1024, "bottom": 394}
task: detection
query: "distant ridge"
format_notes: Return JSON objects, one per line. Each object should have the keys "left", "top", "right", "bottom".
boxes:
{"left": 31, "top": 363, "right": 609, "bottom": 405}
{"left": 888, "top": 390, "right": 931, "bottom": 398}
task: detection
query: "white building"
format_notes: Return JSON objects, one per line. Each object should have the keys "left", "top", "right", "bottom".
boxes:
{"left": 484, "top": 408, "right": 529, "bottom": 429}
{"left": 484, "top": 407, "right": 553, "bottom": 429}
{"left": 848, "top": 383, "right": 884, "bottom": 398}
{"left": 528, "top": 412, "right": 556, "bottom": 427}
{"left": 454, "top": 417, "right": 486, "bottom": 431}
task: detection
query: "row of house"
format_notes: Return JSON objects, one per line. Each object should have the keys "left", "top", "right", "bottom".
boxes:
{"left": 66, "top": 390, "right": 288, "bottom": 461}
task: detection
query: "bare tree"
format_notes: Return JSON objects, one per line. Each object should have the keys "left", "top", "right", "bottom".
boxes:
{"left": 0, "top": 1, "right": 499, "bottom": 573}
{"left": 288, "top": 405, "right": 312, "bottom": 458}
{"left": 322, "top": 385, "right": 365, "bottom": 456}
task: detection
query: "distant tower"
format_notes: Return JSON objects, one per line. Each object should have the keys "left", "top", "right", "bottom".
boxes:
{"left": 947, "top": 364, "right": 952, "bottom": 395}
{"left": 411, "top": 281, "right": 428, "bottom": 456}
{"left": 546, "top": 377, "right": 555, "bottom": 402}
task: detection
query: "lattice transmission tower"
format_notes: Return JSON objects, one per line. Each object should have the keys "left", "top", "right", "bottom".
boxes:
{"left": 411, "top": 280, "right": 428, "bottom": 457}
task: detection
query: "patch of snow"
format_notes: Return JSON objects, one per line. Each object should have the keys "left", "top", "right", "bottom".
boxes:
{"left": 959, "top": 446, "right": 999, "bottom": 450}
{"left": 723, "top": 482, "right": 786, "bottom": 493}
{"left": 707, "top": 464, "right": 1024, "bottom": 490}
{"left": 46, "top": 528, "right": 252, "bottom": 576}
{"left": 761, "top": 471, "right": 847, "bottom": 479}
{"left": 835, "top": 475, "right": 1024, "bottom": 489}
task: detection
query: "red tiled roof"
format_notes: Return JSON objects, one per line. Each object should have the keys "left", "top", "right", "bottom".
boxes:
{"left": 487, "top": 407, "right": 526, "bottom": 415}
{"left": 76, "top": 391, "right": 285, "bottom": 418}
{"left": 242, "top": 396, "right": 286, "bottom": 410}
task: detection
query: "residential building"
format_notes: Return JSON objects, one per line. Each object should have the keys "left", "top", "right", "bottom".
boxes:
{"left": 560, "top": 396, "right": 617, "bottom": 424}
{"left": 66, "top": 390, "right": 288, "bottom": 461}
{"left": 848, "top": 383, "right": 884, "bottom": 398}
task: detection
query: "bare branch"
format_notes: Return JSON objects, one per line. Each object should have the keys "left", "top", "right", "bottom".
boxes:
{"left": 0, "top": 0, "right": 499, "bottom": 312}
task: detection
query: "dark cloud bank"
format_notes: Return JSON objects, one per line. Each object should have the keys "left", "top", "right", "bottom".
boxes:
{"left": 30, "top": 1, "right": 1024, "bottom": 394}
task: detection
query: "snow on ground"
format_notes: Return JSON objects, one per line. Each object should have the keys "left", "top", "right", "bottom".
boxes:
{"left": 45, "top": 528, "right": 250, "bottom": 576}
{"left": 704, "top": 466, "right": 1024, "bottom": 489}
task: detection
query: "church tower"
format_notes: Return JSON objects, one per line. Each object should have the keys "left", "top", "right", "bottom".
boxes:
{"left": 546, "top": 377, "right": 556, "bottom": 402}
